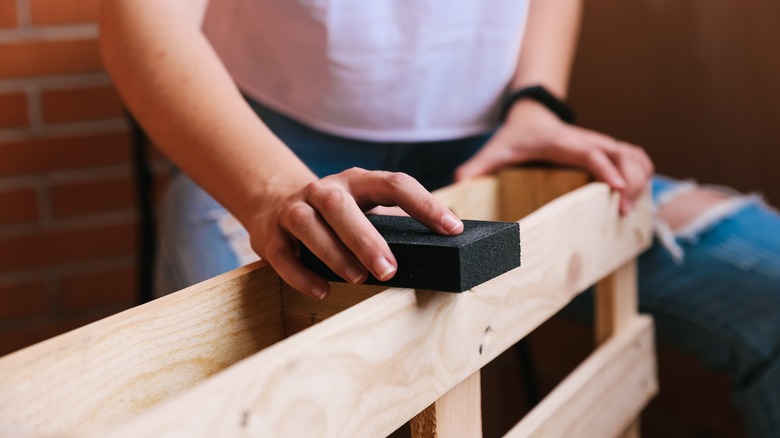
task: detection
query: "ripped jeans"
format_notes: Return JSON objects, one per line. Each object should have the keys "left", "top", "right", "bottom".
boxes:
{"left": 636, "top": 178, "right": 780, "bottom": 437}
{"left": 155, "top": 103, "right": 780, "bottom": 437}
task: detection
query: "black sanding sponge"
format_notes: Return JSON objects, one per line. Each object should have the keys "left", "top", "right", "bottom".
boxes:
{"left": 300, "top": 215, "right": 521, "bottom": 292}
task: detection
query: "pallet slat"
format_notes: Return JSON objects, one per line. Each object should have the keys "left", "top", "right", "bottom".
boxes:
{"left": 505, "top": 316, "right": 657, "bottom": 438}
{"left": 0, "top": 263, "right": 285, "bottom": 436}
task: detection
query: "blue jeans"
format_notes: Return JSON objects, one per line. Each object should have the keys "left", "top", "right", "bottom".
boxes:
{"left": 156, "top": 103, "right": 780, "bottom": 437}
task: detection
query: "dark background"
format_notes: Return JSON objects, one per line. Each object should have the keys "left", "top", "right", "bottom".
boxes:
{"left": 570, "top": 0, "right": 780, "bottom": 207}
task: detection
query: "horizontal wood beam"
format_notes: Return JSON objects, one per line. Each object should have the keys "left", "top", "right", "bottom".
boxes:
{"left": 0, "top": 263, "right": 285, "bottom": 436}
{"left": 101, "top": 182, "right": 652, "bottom": 437}
{"left": 505, "top": 316, "right": 657, "bottom": 438}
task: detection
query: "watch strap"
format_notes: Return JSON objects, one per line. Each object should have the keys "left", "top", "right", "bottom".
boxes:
{"left": 500, "top": 85, "right": 576, "bottom": 124}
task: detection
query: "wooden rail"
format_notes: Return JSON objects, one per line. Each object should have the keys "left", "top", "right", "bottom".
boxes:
{"left": 0, "top": 168, "right": 657, "bottom": 437}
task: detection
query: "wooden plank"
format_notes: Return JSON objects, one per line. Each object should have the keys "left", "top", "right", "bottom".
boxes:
{"left": 596, "top": 261, "right": 639, "bottom": 346}
{"left": 432, "top": 175, "right": 500, "bottom": 220}
{"left": 498, "top": 167, "right": 590, "bottom": 222}
{"left": 595, "top": 260, "right": 643, "bottom": 435}
{"left": 504, "top": 316, "right": 658, "bottom": 438}
{"left": 283, "top": 281, "right": 387, "bottom": 335}
{"left": 100, "top": 182, "right": 652, "bottom": 437}
{"left": 411, "top": 371, "right": 482, "bottom": 438}
{"left": 0, "top": 262, "right": 285, "bottom": 436}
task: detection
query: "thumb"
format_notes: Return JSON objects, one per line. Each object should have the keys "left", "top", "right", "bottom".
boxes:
{"left": 454, "top": 145, "right": 507, "bottom": 182}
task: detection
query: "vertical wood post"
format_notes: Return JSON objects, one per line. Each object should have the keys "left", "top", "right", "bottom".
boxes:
{"left": 595, "top": 260, "right": 638, "bottom": 344}
{"left": 595, "top": 260, "right": 641, "bottom": 438}
{"left": 411, "top": 371, "right": 482, "bottom": 438}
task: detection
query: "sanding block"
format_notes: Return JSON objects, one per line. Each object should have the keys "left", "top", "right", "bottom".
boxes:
{"left": 300, "top": 215, "right": 521, "bottom": 292}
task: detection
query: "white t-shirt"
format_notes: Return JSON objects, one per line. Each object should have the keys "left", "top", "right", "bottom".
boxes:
{"left": 203, "top": 0, "right": 530, "bottom": 142}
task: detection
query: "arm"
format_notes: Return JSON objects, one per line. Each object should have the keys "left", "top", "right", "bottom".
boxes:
{"left": 100, "top": 0, "right": 463, "bottom": 298}
{"left": 512, "top": 0, "right": 582, "bottom": 97}
{"left": 455, "top": 0, "right": 653, "bottom": 213}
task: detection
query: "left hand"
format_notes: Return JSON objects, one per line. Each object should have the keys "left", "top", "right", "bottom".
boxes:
{"left": 454, "top": 100, "right": 654, "bottom": 214}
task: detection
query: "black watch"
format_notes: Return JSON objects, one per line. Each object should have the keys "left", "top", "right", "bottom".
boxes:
{"left": 500, "top": 85, "right": 576, "bottom": 124}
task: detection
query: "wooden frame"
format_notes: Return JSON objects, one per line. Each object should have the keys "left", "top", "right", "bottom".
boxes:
{"left": 0, "top": 168, "right": 657, "bottom": 437}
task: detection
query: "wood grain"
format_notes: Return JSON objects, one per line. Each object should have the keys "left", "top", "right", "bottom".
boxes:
{"left": 432, "top": 175, "right": 500, "bottom": 221}
{"left": 0, "top": 262, "right": 284, "bottom": 436}
{"left": 411, "top": 371, "right": 482, "bottom": 438}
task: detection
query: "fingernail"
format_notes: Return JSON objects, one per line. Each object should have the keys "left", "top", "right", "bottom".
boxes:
{"left": 613, "top": 177, "right": 627, "bottom": 189}
{"left": 373, "top": 257, "right": 396, "bottom": 281}
{"left": 313, "top": 287, "right": 328, "bottom": 300}
{"left": 346, "top": 267, "right": 366, "bottom": 284}
{"left": 442, "top": 215, "right": 463, "bottom": 234}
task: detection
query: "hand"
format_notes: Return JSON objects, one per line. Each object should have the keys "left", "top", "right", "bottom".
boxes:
{"left": 247, "top": 168, "right": 464, "bottom": 299}
{"left": 455, "top": 100, "right": 654, "bottom": 214}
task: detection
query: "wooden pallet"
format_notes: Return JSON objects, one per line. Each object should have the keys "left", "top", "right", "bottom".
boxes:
{"left": 0, "top": 168, "right": 657, "bottom": 437}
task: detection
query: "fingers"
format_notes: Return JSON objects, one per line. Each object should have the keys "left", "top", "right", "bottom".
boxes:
{"left": 527, "top": 127, "right": 651, "bottom": 214}
{"left": 347, "top": 170, "right": 464, "bottom": 236}
{"left": 577, "top": 132, "right": 652, "bottom": 214}
{"left": 294, "top": 169, "right": 463, "bottom": 285}
{"left": 580, "top": 146, "right": 627, "bottom": 192}
{"left": 282, "top": 202, "right": 368, "bottom": 284}
{"left": 304, "top": 180, "right": 399, "bottom": 281}
{"left": 609, "top": 143, "right": 652, "bottom": 214}
{"left": 260, "top": 233, "right": 331, "bottom": 300}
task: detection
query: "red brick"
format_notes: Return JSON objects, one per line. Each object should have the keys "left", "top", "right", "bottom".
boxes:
{"left": 0, "top": 282, "right": 49, "bottom": 319}
{"left": 0, "top": 92, "right": 28, "bottom": 128}
{"left": 50, "top": 176, "right": 135, "bottom": 218}
{"left": 0, "top": 316, "right": 102, "bottom": 356}
{"left": 0, "top": 39, "right": 102, "bottom": 79}
{"left": 30, "top": 0, "right": 98, "bottom": 25}
{"left": 0, "top": 0, "right": 16, "bottom": 28}
{"left": 0, "top": 222, "right": 136, "bottom": 273}
{"left": 0, "top": 132, "right": 130, "bottom": 177}
{"left": 61, "top": 268, "right": 136, "bottom": 312}
{"left": 0, "top": 187, "right": 39, "bottom": 226}
{"left": 42, "top": 86, "right": 124, "bottom": 124}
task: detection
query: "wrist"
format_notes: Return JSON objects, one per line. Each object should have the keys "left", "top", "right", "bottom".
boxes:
{"left": 504, "top": 98, "right": 561, "bottom": 126}
{"left": 500, "top": 85, "right": 576, "bottom": 125}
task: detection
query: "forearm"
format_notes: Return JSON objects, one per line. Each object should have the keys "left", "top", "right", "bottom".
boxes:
{"left": 99, "top": 0, "right": 316, "bottom": 226}
{"left": 512, "top": 0, "right": 582, "bottom": 98}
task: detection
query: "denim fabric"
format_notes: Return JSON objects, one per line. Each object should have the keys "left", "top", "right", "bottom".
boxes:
{"left": 156, "top": 103, "right": 780, "bottom": 437}
{"left": 639, "top": 201, "right": 780, "bottom": 438}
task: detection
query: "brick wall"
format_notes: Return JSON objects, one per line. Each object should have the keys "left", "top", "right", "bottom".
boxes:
{"left": 0, "top": 0, "right": 140, "bottom": 356}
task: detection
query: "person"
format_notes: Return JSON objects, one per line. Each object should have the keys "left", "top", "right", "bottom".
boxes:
{"left": 99, "top": 0, "right": 780, "bottom": 435}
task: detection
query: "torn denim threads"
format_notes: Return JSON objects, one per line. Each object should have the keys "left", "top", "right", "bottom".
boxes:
{"left": 651, "top": 175, "right": 767, "bottom": 262}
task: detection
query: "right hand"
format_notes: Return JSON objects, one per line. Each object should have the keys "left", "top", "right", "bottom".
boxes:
{"left": 246, "top": 167, "right": 464, "bottom": 299}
